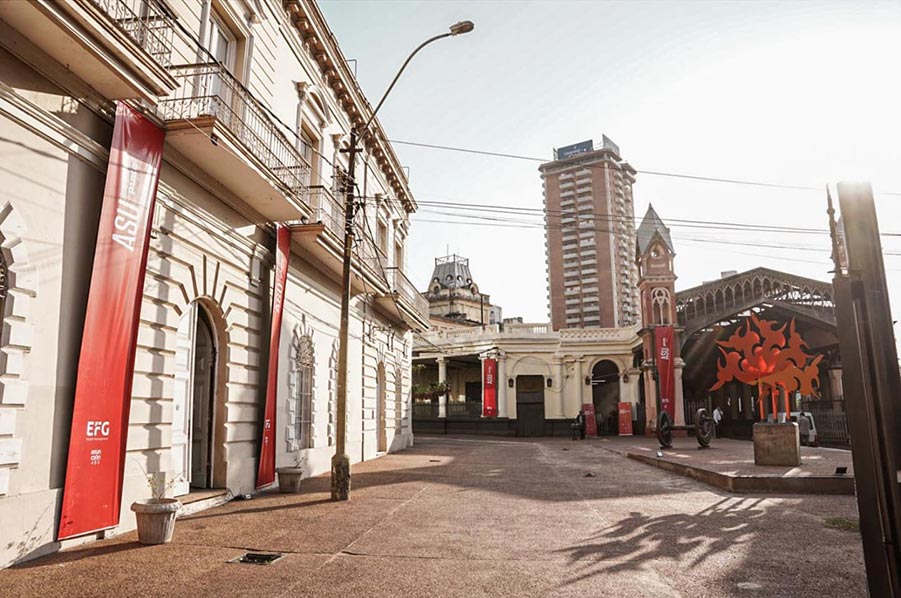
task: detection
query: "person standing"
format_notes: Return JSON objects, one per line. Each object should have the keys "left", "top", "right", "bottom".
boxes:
{"left": 798, "top": 411, "right": 811, "bottom": 447}
{"left": 572, "top": 410, "right": 586, "bottom": 440}
{"left": 712, "top": 405, "right": 723, "bottom": 438}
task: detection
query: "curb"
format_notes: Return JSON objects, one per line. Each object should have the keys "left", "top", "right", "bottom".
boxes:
{"left": 627, "top": 452, "right": 856, "bottom": 495}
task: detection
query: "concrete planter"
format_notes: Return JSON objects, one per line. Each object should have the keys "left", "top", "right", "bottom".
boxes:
{"left": 277, "top": 467, "right": 304, "bottom": 493}
{"left": 753, "top": 422, "right": 801, "bottom": 466}
{"left": 130, "top": 498, "right": 181, "bottom": 545}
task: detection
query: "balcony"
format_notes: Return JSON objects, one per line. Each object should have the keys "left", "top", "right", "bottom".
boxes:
{"left": 289, "top": 187, "right": 390, "bottom": 297}
{"left": 374, "top": 267, "right": 431, "bottom": 331}
{"left": 159, "top": 63, "right": 311, "bottom": 222}
{"left": 0, "top": 0, "right": 178, "bottom": 101}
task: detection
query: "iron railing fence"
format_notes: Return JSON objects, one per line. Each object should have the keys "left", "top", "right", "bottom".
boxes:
{"left": 306, "top": 186, "right": 345, "bottom": 238}
{"left": 90, "top": 0, "right": 175, "bottom": 67}
{"left": 446, "top": 401, "right": 482, "bottom": 418}
{"left": 684, "top": 398, "right": 712, "bottom": 425}
{"left": 304, "top": 187, "right": 386, "bottom": 285}
{"left": 412, "top": 402, "right": 438, "bottom": 418}
{"left": 158, "top": 63, "right": 311, "bottom": 202}
{"left": 801, "top": 399, "right": 850, "bottom": 446}
{"left": 385, "top": 266, "right": 429, "bottom": 321}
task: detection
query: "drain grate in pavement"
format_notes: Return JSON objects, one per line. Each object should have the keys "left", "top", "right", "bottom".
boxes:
{"left": 229, "top": 552, "right": 284, "bottom": 565}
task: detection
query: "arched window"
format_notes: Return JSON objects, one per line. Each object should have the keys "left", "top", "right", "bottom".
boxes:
{"left": 652, "top": 288, "right": 670, "bottom": 325}
{"left": 291, "top": 334, "right": 314, "bottom": 449}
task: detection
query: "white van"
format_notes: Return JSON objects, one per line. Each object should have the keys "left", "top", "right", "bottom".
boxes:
{"left": 773, "top": 411, "right": 818, "bottom": 446}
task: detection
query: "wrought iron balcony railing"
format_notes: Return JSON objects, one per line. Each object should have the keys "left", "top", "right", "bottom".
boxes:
{"left": 90, "top": 0, "right": 175, "bottom": 67}
{"left": 385, "top": 267, "right": 429, "bottom": 320}
{"left": 307, "top": 186, "right": 345, "bottom": 239}
{"left": 159, "top": 63, "right": 311, "bottom": 201}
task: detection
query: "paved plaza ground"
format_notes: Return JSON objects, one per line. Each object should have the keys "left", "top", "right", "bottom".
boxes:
{"left": 0, "top": 435, "right": 866, "bottom": 597}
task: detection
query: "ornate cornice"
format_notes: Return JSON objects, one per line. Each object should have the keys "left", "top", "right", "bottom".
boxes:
{"left": 282, "top": 0, "right": 415, "bottom": 212}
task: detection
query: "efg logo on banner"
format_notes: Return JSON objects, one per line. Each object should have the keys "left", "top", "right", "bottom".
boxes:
{"left": 482, "top": 358, "right": 497, "bottom": 417}
{"left": 654, "top": 326, "right": 676, "bottom": 419}
{"left": 58, "top": 103, "right": 165, "bottom": 540}
{"left": 257, "top": 225, "right": 290, "bottom": 489}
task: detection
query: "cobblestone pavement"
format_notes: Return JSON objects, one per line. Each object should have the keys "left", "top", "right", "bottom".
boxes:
{"left": 0, "top": 435, "right": 866, "bottom": 598}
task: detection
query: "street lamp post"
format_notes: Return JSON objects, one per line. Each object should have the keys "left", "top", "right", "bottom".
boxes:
{"left": 331, "top": 20, "right": 474, "bottom": 501}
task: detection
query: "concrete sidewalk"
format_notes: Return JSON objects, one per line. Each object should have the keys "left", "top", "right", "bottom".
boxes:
{"left": 600, "top": 435, "right": 855, "bottom": 494}
{"left": 0, "top": 436, "right": 866, "bottom": 597}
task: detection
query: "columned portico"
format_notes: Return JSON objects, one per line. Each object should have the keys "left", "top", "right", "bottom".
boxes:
{"left": 549, "top": 356, "right": 565, "bottom": 418}
{"left": 437, "top": 355, "right": 448, "bottom": 418}
{"left": 497, "top": 352, "right": 508, "bottom": 418}
{"left": 572, "top": 357, "right": 586, "bottom": 417}
{"left": 412, "top": 324, "right": 641, "bottom": 436}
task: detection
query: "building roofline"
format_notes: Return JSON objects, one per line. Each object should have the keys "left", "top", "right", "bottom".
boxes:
{"left": 287, "top": 1, "right": 417, "bottom": 212}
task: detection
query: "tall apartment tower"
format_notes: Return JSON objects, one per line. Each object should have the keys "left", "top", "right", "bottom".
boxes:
{"left": 540, "top": 137, "right": 640, "bottom": 330}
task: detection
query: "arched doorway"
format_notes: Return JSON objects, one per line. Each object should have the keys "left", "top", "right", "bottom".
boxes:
{"left": 377, "top": 363, "right": 387, "bottom": 453}
{"left": 172, "top": 302, "right": 221, "bottom": 495}
{"left": 591, "top": 360, "right": 621, "bottom": 435}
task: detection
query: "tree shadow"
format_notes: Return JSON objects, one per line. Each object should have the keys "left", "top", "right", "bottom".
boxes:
{"left": 556, "top": 496, "right": 767, "bottom": 586}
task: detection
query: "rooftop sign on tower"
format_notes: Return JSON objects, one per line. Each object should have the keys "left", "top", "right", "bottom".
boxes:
{"left": 555, "top": 139, "right": 593, "bottom": 160}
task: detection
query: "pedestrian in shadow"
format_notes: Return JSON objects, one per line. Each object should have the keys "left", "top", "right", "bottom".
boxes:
{"left": 798, "top": 411, "right": 811, "bottom": 446}
{"left": 572, "top": 410, "right": 586, "bottom": 440}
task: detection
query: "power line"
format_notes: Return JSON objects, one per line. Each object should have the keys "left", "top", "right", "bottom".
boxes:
{"left": 391, "top": 139, "right": 901, "bottom": 197}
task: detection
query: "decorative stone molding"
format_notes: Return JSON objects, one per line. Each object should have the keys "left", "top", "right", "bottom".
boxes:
{"left": 0, "top": 202, "right": 35, "bottom": 496}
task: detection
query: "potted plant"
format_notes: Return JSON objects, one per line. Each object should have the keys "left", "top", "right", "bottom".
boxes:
{"left": 276, "top": 452, "right": 306, "bottom": 493}
{"left": 130, "top": 473, "right": 182, "bottom": 545}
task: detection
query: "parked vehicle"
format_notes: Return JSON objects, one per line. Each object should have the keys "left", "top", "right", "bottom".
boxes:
{"left": 781, "top": 411, "right": 819, "bottom": 446}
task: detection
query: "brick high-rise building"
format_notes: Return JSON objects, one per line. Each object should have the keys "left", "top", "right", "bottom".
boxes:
{"left": 540, "top": 137, "right": 639, "bottom": 330}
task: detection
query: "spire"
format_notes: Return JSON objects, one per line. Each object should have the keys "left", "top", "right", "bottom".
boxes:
{"left": 636, "top": 204, "right": 675, "bottom": 255}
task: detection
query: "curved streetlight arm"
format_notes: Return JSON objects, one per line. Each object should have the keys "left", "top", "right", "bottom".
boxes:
{"left": 358, "top": 31, "right": 453, "bottom": 139}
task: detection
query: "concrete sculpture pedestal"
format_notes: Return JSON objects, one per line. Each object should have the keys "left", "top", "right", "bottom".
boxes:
{"left": 753, "top": 422, "right": 800, "bottom": 466}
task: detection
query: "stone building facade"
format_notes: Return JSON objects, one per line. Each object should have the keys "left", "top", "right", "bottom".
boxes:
{"left": 0, "top": 0, "right": 427, "bottom": 567}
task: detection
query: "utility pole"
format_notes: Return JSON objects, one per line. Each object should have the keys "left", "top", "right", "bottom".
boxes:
{"left": 829, "top": 182, "right": 901, "bottom": 596}
{"left": 330, "top": 21, "right": 474, "bottom": 501}
{"left": 331, "top": 129, "right": 358, "bottom": 500}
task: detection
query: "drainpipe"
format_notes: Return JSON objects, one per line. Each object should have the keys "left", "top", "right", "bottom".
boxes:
{"left": 196, "top": 0, "right": 212, "bottom": 62}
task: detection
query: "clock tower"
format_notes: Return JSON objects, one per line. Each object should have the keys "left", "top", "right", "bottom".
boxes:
{"left": 636, "top": 205, "right": 686, "bottom": 430}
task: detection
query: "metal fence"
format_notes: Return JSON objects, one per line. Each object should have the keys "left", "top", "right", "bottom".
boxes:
{"left": 91, "top": 0, "right": 175, "bottom": 67}
{"left": 684, "top": 398, "right": 711, "bottom": 425}
{"left": 801, "top": 399, "right": 851, "bottom": 446}
{"left": 446, "top": 401, "right": 482, "bottom": 418}
{"left": 385, "top": 267, "right": 430, "bottom": 322}
{"left": 159, "top": 63, "right": 311, "bottom": 201}
{"left": 413, "top": 402, "right": 438, "bottom": 418}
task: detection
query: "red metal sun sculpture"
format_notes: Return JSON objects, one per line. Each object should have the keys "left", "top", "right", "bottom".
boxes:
{"left": 710, "top": 314, "right": 823, "bottom": 419}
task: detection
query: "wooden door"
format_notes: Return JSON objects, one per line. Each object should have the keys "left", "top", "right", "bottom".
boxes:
{"left": 516, "top": 375, "right": 546, "bottom": 437}
{"left": 171, "top": 307, "right": 197, "bottom": 496}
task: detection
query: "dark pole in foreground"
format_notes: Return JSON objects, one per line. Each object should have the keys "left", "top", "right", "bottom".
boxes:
{"left": 331, "top": 21, "right": 474, "bottom": 501}
{"left": 829, "top": 182, "right": 901, "bottom": 596}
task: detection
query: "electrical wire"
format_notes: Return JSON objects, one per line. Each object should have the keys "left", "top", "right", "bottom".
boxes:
{"left": 390, "top": 139, "right": 901, "bottom": 197}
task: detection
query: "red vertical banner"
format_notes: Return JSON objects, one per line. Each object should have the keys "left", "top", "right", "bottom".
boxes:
{"left": 482, "top": 358, "right": 497, "bottom": 417}
{"left": 655, "top": 326, "right": 676, "bottom": 419}
{"left": 256, "top": 225, "right": 290, "bottom": 488}
{"left": 58, "top": 103, "right": 164, "bottom": 540}
{"left": 618, "top": 402, "right": 634, "bottom": 436}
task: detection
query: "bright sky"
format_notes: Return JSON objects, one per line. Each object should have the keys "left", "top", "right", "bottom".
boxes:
{"left": 320, "top": 0, "right": 901, "bottom": 323}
